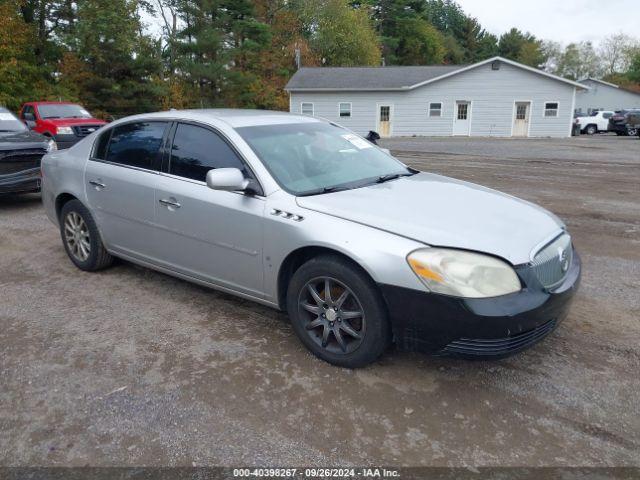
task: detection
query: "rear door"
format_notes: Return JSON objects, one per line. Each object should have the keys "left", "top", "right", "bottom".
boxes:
{"left": 85, "top": 121, "right": 169, "bottom": 260}
{"left": 152, "top": 122, "right": 266, "bottom": 298}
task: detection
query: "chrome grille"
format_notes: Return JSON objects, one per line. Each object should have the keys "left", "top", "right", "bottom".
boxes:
{"left": 0, "top": 148, "right": 46, "bottom": 175}
{"left": 72, "top": 124, "right": 103, "bottom": 137}
{"left": 531, "top": 233, "right": 572, "bottom": 290}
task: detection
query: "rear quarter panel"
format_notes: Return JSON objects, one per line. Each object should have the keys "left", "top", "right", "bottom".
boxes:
{"left": 41, "top": 136, "right": 95, "bottom": 226}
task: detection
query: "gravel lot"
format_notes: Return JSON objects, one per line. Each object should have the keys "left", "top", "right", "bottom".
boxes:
{"left": 1, "top": 135, "right": 639, "bottom": 467}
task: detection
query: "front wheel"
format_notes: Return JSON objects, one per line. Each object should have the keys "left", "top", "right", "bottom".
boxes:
{"left": 60, "top": 199, "right": 113, "bottom": 271}
{"left": 585, "top": 125, "right": 597, "bottom": 135}
{"left": 287, "top": 255, "right": 390, "bottom": 368}
{"left": 628, "top": 128, "right": 638, "bottom": 136}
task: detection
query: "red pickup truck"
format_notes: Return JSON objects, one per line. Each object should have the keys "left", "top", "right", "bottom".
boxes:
{"left": 19, "top": 101, "right": 106, "bottom": 149}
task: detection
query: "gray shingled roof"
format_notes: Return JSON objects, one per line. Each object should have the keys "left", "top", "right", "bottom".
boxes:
{"left": 285, "top": 65, "right": 467, "bottom": 91}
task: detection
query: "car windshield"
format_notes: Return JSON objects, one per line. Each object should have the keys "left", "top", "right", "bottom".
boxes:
{"left": 37, "top": 104, "right": 92, "bottom": 119}
{"left": 0, "top": 108, "right": 27, "bottom": 132}
{"left": 236, "top": 122, "right": 411, "bottom": 196}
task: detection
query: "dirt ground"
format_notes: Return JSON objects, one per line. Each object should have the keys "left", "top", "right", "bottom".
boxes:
{"left": 1, "top": 135, "right": 639, "bottom": 467}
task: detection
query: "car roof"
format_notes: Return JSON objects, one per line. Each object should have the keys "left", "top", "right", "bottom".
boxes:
{"left": 115, "top": 109, "right": 322, "bottom": 128}
{"left": 26, "top": 101, "right": 80, "bottom": 105}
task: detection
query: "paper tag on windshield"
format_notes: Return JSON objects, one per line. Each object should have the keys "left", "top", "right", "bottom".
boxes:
{"left": 0, "top": 113, "right": 16, "bottom": 121}
{"left": 342, "top": 133, "right": 373, "bottom": 149}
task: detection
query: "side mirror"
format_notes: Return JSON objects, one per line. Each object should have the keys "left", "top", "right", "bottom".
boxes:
{"left": 23, "top": 112, "right": 35, "bottom": 122}
{"left": 206, "top": 168, "right": 250, "bottom": 192}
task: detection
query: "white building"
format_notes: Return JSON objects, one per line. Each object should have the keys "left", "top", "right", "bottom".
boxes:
{"left": 285, "top": 56, "right": 587, "bottom": 138}
{"left": 575, "top": 78, "right": 640, "bottom": 114}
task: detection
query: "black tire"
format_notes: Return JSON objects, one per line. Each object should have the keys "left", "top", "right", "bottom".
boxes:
{"left": 286, "top": 254, "right": 390, "bottom": 368}
{"left": 60, "top": 199, "right": 113, "bottom": 271}
{"left": 585, "top": 124, "right": 597, "bottom": 135}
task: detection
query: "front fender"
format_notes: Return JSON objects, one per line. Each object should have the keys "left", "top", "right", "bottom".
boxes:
{"left": 263, "top": 192, "right": 427, "bottom": 305}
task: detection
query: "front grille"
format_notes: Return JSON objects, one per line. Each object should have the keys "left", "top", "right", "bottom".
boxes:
{"left": 72, "top": 124, "right": 103, "bottom": 137}
{"left": 0, "top": 148, "right": 46, "bottom": 175}
{"left": 443, "top": 319, "right": 557, "bottom": 356}
{"left": 531, "top": 233, "right": 572, "bottom": 290}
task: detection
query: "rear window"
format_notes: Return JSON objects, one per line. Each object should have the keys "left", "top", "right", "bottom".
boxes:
{"left": 103, "top": 122, "right": 167, "bottom": 170}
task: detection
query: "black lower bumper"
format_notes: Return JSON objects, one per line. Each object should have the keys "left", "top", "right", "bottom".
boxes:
{"left": 53, "top": 135, "right": 80, "bottom": 150}
{"left": 0, "top": 168, "right": 41, "bottom": 194}
{"left": 380, "top": 251, "right": 581, "bottom": 358}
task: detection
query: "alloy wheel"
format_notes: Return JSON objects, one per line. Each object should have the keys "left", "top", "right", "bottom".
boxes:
{"left": 64, "top": 211, "right": 91, "bottom": 262}
{"left": 298, "top": 277, "right": 366, "bottom": 355}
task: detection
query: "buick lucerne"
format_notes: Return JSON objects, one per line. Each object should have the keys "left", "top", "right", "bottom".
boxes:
{"left": 41, "top": 110, "right": 581, "bottom": 367}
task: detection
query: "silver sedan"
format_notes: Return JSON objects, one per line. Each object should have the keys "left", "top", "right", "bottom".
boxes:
{"left": 41, "top": 109, "right": 581, "bottom": 367}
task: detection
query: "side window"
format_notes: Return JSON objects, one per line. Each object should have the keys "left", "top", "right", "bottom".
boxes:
{"left": 93, "top": 129, "right": 112, "bottom": 160}
{"left": 105, "top": 121, "right": 167, "bottom": 170}
{"left": 169, "top": 123, "right": 247, "bottom": 182}
{"left": 22, "top": 106, "right": 34, "bottom": 119}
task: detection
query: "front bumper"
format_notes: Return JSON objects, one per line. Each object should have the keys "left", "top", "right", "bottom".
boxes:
{"left": 53, "top": 134, "right": 81, "bottom": 149}
{"left": 0, "top": 168, "right": 41, "bottom": 194}
{"left": 608, "top": 124, "right": 628, "bottom": 134}
{"left": 380, "top": 251, "right": 581, "bottom": 358}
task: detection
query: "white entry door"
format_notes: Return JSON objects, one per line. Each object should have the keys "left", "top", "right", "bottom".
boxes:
{"left": 512, "top": 102, "right": 531, "bottom": 137}
{"left": 377, "top": 105, "right": 392, "bottom": 137}
{"left": 453, "top": 101, "right": 471, "bottom": 136}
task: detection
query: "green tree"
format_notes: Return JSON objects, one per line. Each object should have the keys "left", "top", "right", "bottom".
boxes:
{"left": 555, "top": 42, "right": 601, "bottom": 80}
{"left": 626, "top": 51, "right": 640, "bottom": 83}
{"left": 394, "top": 17, "right": 445, "bottom": 65}
{"left": 0, "top": 0, "right": 40, "bottom": 110}
{"left": 498, "top": 28, "right": 545, "bottom": 67}
{"left": 303, "top": 0, "right": 381, "bottom": 66}
{"left": 67, "top": 0, "right": 165, "bottom": 118}
{"left": 174, "top": 0, "right": 272, "bottom": 107}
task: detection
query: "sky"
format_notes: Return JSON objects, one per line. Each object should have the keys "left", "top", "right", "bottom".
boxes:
{"left": 455, "top": 0, "right": 639, "bottom": 45}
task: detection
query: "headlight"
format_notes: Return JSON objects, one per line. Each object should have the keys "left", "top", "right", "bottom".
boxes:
{"left": 46, "top": 138, "right": 57, "bottom": 152}
{"left": 407, "top": 248, "right": 521, "bottom": 298}
{"left": 56, "top": 126, "right": 74, "bottom": 135}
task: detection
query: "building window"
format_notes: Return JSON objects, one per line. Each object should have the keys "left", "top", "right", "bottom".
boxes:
{"left": 429, "top": 102, "right": 442, "bottom": 117}
{"left": 339, "top": 102, "right": 351, "bottom": 118}
{"left": 301, "top": 102, "right": 314, "bottom": 116}
{"left": 544, "top": 102, "right": 559, "bottom": 117}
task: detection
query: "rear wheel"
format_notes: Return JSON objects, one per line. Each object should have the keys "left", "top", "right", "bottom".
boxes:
{"left": 287, "top": 255, "right": 390, "bottom": 368}
{"left": 585, "top": 124, "right": 597, "bottom": 135}
{"left": 628, "top": 128, "right": 638, "bottom": 136}
{"left": 60, "top": 199, "right": 113, "bottom": 271}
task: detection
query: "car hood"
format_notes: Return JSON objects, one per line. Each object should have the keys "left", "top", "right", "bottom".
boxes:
{"left": 45, "top": 118, "right": 106, "bottom": 126}
{"left": 0, "top": 129, "right": 48, "bottom": 151}
{"left": 295, "top": 172, "right": 563, "bottom": 265}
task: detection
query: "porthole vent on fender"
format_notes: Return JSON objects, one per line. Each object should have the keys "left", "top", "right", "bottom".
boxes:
{"left": 270, "top": 209, "right": 304, "bottom": 222}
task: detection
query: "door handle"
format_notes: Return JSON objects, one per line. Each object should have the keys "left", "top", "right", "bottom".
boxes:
{"left": 159, "top": 198, "right": 181, "bottom": 209}
{"left": 89, "top": 180, "right": 106, "bottom": 190}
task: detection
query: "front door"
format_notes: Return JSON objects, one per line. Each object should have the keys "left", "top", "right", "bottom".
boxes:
{"left": 512, "top": 102, "right": 531, "bottom": 137}
{"left": 153, "top": 122, "right": 266, "bottom": 298}
{"left": 453, "top": 101, "right": 471, "bottom": 136}
{"left": 378, "top": 105, "right": 392, "bottom": 137}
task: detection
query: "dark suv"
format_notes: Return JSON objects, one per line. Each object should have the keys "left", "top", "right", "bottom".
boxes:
{"left": 0, "top": 107, "right": 56, "bottom": 194}
{"left": 608, "top": 110, "right": 640, "bottom": 136}
{"left": 626, "top": 111, "right": 640, "bottom": 138}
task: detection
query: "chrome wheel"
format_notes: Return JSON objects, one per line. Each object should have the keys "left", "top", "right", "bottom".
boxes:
{"left": 64, "top": 211, "right": 91, "bottom": 262}
{"left": 628, "top": 128, "right": 638, "bottom": 136}
{"left": 298, "top": 276, "right": 366, "bottom": 354}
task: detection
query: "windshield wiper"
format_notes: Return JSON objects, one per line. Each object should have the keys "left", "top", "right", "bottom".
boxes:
{"left": 376, "top": 172, "right": 414, "bottom": 184}
{"left": 298, "top": 185, "right": 350, "bottom": 197}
